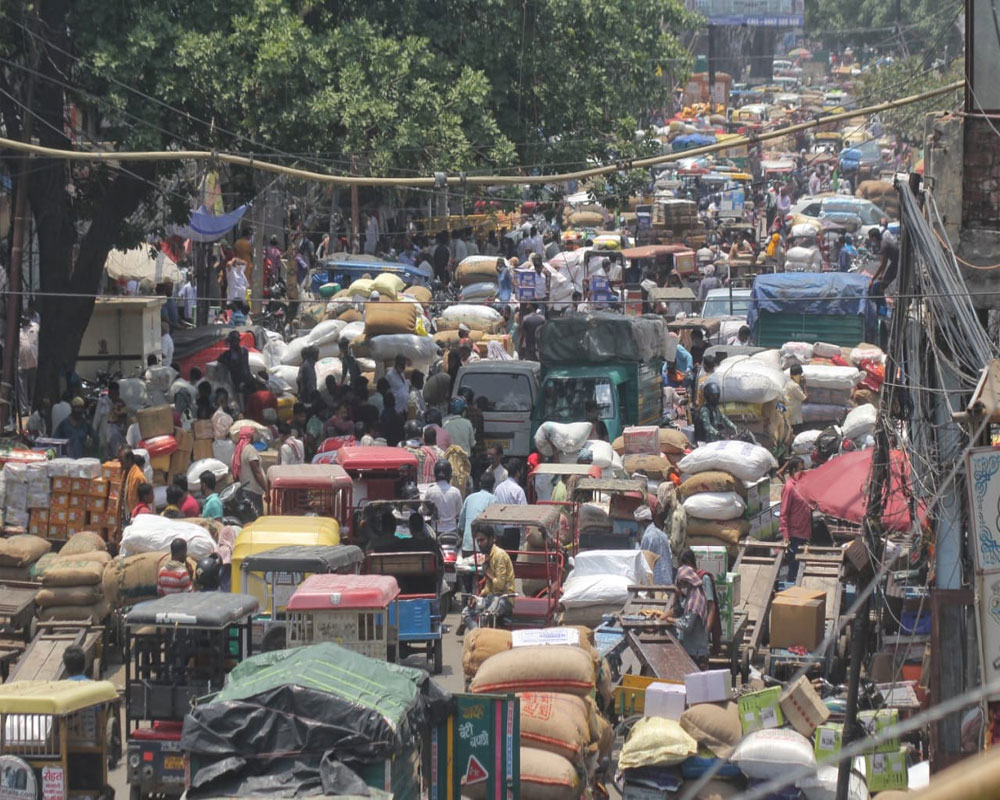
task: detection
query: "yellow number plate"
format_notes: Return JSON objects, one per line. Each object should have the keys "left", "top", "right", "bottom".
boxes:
{"left": 163, "top": 755, "right": 185, "bottom": 771}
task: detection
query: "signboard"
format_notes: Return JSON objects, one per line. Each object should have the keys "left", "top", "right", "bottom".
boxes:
{"left": 512, "top": 627, "right": 580, "bottom": 648}
{"left": 719, "top": 189, "right": 746, "bottom": 219}
{"left": 976, "top": 575, "right": 1000, "bottom": 695}
{"left": 514, "top": 270, "right": 536, "bottom": 301}
{"left": 965, "top": 447, "right": 1000, "bottom": 575}
{"left": 0, "top": 756, "right": 38, "bottom": 800}
{"left": 431, "top": 693, "right": 519, "bottom": 800}
{"left": 41, "top": 767, "right": 64, "bottom": 800}
{"left": 685, "top": 0, "right": 804, "bottom": 26}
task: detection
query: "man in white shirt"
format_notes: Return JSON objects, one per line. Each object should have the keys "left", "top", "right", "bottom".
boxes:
{"left": 51, "top": 393, "right": 72, "bottom": 434}
{"left": 17, "top": 316, "right": 38, "bottom": 415}
{"left": 453, "top": 233, "right": 468, "bottom": 264}
{"left": 161, "top": 322, "right": 174, "bottom": 368}
{"left": 526, "top": 226, "right": 544, "bottom": 258}
{"left": 493, "top": 458, "right": 527, "bottom": 505}
{"left": 808, "top": 169, "right": 822, "bottom": 196}
{"left": 488, "top": 445, "right": 508, "bottom": 487}
{"left": 424, "top": 459, "right": 463, "bottom": 534}
{"left": 386, "top": 355, "right": 411, "bottom": 416}
{"left": 178, "top": 274, "right": 198, "bottom": 322}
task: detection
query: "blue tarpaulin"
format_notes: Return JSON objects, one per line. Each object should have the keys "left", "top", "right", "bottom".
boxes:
{"left": 747, "top": 272, "right": 876, "bottom": 334}
{"left": 169, "top": 204, "right": 249, "bottom": 243}
{"left": 671, "top": 134, "right": 717, "bottom": 152}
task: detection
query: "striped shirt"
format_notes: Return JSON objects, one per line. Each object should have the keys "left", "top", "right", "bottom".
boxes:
{"left": 157, "top": 560, "right": 193, "bottom": 596}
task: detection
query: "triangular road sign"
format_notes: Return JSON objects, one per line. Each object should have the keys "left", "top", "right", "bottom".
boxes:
{"left": 464, "top": 755, "right": 488, "bottom": 785}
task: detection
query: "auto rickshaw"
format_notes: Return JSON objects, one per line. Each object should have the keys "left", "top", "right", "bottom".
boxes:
{"left": 571, "top": 477, "right": 647, "bottom": 550}
{"left": 124, "top": 592, "right": 258, "bottom": 800}
{"left": 0, "top": 679, "right": 120, "bottom": 800}
{"left": 238, "top": 544, "right": 365, "bottom": 645}
{"left": 266, "top": 464, "right": 353, "bottom": 526}
{"left": 230, "top": 515, "right": 342, "bottom": 594}
{"left": 335, "top": 446, "right": 419, "bottom": 505}
{"left": 622, "top": 244, "right": 697, "bottom": 284}
{"left": 526, "top": 462, "right": 601, "bottom": 504}
{"left": 646, "top": 287, "right": 698, "bottom": 321}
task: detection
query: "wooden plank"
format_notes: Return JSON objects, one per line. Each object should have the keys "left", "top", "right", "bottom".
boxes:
{"left": 8, "top": 628, "right": 86, "bottom": 682}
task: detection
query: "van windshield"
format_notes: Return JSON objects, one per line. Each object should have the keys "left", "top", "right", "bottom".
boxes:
{"left": 456, "top": 372, "right": 533, "bottom": 412}
{"left": 541, "top": 377, "right": 614, "bottom": 421}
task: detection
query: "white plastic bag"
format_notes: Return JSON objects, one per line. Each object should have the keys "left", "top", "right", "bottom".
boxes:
{"left": 678, "top": 440, "right": 777, "bottom": 482}
{"left": 792, "top": 429, "right": 823, "bottom": 455}
{"left": 586, "top": 439, "right": 616, "bottom": 469}
{"left": 781, "top": 341, "right": 814, "bottom": 362}
{"left": 186, "top": 458, "right": 231, "bottom": 493}
{"left": 812, "top": 341, "right": 842, "bottom": 359}
{"left": 851, "top": 346, "right": 885, "bottom": 366}
{"left": 731, "top": 728, "right": 816, "bottom": 780}
{"left": 533, "top": 421, "right": 593, "bottom": 457}
{"left": 681, "top": 491, "right": 746, "bottom": 521}
{"left": 439, "top": 304, "right": 503, "bottom": 331}
{"left": 801, "top": 364, "right": 861, "bottom": 391}
{"left": 560, "top": 573, "right": 632, "bottom": 608}
{"left": 269, "top": 365, "right": 300, "bottom": 388}
{"left": 119, "top": 514, "right": 218, "bottom": 559}
{"left": 705, "top": 358, "right": 786, "bottom": 404}
{"left": 570, "top": 550, "right": 653, "bottom": 583}
{"left": 842, "top": 404, "right": 877, "bottom": 441}
{"left": 306, "top": 319, "right": 347, "bottom": 347}
{"left": 119, "top": 378, "right": 148, "bottom": 411}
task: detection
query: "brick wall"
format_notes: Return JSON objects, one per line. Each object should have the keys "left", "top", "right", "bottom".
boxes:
{"left": 963, "top": 116, "right": 1000, "bottom": 228}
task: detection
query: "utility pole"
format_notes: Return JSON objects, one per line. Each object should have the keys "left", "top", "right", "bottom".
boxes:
{"left": 350, "top": 157, "right": 360, "bottom": 254}
{"left": 252, "top": 184, "right": 265, "bottom": 315}
{"left": 1, "top": 21, "right": 38, "bottom": 429}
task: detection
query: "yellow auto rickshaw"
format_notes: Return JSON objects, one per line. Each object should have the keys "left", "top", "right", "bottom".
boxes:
{"left": 230, "top": 515, "right": 342, "bottom": 594}
{"left": 0, "top": 679, "right": 120, "bottom": 800}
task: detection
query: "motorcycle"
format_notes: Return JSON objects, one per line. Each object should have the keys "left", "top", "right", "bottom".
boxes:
{"left": 219, "top": 481, "right": 260, "bottom": 525}
{"left": 437, "top": 529, "right": 461, "bottom": 613}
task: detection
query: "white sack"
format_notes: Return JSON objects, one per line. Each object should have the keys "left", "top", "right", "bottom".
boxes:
{"left": 306, "top": 319, "right": 347, "bottom": 347}
{"left": 801, "top": 364, "right": 861, "bottom": 391}
{"left": 533, "top": 421, "right": 593, "bottom": 457}
{"left": 119, "top": 378, "right": 148, "bottom": 411}
{"left": 186, "top": 458, "right": 231, "bottom": 494}
{"left": 731, "top": 728, "right": 816, "bottom": 780}
{"left": 315, "top": 357, "right": 344, "bottom": 385}
{"left": 170, "top": 378, "right": 197, "bottom": 407}
{"left": 212, "top": 439, "right": 235, "bottom": 466}
{"left": 119, "top": 514, "right": 218, "bottom": 559}
{"left": 677, "top": 440, "right": 777, "bottom": 482}
{"left": 569, "top": 549, "right": 653, "bottom": 584}
{"left": 780, "top": 341, "right": 814, "bottom": 362}
{"left": 791, "top": 429, "right": 823, "bottom": 455}
{"left": 264, "top": 339, "right": 289, "bottom": 370}
{"left": 750, "top": 349, "right": 782, "bottom": 370}
{"left": 842, "top": 403, "right": 877, "bottom": 440}
{"left": 586, "top": 439, "right": 616, "bottom": 470}
{"left": 681, "top": 491, "right": 747, "bottom": 521}
{"left": 269, "top": 365, "right": 300, "bottom": 388}
{"left": 248, "top": 350, "right": 267, "bottom": 376}
{"left": 560, "top": 573, "right": 633, "bottom": 609}
{"left": 851, "top": 345, "right": 885, "bottom": 365}
{"left": 812, "top": 341, "right": 842, "bottom": 359}
{"left": 366, "top": 334, "right": 440, "bottom": 368}
{"left": 440, "top": 304, "right": 502, "bottom": 330}
{"left": 341, "top": 321, "right": 366, "bottom": 342}
{"left": 705, "top": 358, "right": 786, "bottom": 404}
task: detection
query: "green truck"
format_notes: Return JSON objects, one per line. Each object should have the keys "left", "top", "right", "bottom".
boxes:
{"left": 534, "top": 312, "right": 666, "bottom": 443}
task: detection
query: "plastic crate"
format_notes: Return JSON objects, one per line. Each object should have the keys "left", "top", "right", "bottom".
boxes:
{"left": 290, "top": 608, "right": 396, "bottom": 660}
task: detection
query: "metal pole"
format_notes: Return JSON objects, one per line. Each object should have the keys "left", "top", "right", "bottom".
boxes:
{"left": 350, "top": 156, "right": 360, "bottom": 253}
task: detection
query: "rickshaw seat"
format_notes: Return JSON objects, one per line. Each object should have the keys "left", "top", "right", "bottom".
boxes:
{"left": 130, "top": 720, "right": 184, "bottom": 741}
{"left": 512, "top": 596, "right": 553, "bottom": 620}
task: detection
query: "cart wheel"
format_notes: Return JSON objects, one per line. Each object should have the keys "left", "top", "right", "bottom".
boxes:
{"left": 741, "top": 649, "right": 751, "bottom": 685}
{"left": 107, "top": 714, "right": 122, "bottom": 770}
{"left": 128, "top": 786, "right": 141, "bottom": 800}
{"left": 432, "top": 638, "right": 443, "bottom": 675}
{"left": 23, "top": 616, "right": 36, "bottom": 645}
{"left": 439, "top": 592, "right": 451, "bottom": 618}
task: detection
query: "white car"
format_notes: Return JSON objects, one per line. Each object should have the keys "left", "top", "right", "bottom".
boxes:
{"left": 789, "top": 195, "right": 891, "bottom": 238}
{"left": 701, "top": 288, "right": 752, "bottom": 344}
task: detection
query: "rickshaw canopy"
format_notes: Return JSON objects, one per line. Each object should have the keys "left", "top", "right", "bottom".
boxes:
{"left": 647, "top": 287, "right": 698, "bottom": 303}
{"left": 125, "top": 592, "right": 259, "bottom": 628}
{"left": 471, "top": 504, "right": 562, "bottom": 536}
{"left": 572, "top": 478, "right": 647, "bottom": 496}
{"left": 287, "top": 573, "right": 400, "bottom": 610}
{"left": 267, "top": 463, "right": 352, "bottom": 491}
{"left": 336, "top": 446, "right": 419, "bottom": 472}
{"left": 240, "top": 544, "right": 364, "bottom": 576}
{"left": 0, "top": 679, "right": 118, "bottom": 715}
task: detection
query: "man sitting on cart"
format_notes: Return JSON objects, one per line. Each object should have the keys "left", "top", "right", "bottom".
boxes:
{"left": 457, "top": 527, "right": 515, "bottom": 635}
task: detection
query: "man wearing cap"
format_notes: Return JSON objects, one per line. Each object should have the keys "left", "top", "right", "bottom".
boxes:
{"left": 54, "top": 398, "right": 98, "bottom": 458}
{"left": 637, "top": 505, "right": 673, "bottom": 588}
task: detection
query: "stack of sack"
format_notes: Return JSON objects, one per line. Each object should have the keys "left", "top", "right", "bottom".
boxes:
{"left": 704, "top": 354, "right": 792, "bottom": 454}
{"left": 434, "top": 303, "right": 512, "bottom": 358}
{"left": 779, "top": 340, "right": 872, "bottom": 427}
{"left": 677, "top": 441, "right": 778, "bottom": 557}
{"left": 560, "top": 549, "right": 654, "bottom": 627}
{"left": 533, "top": 421, "right": 593, "bottom": 463}
{"left": 0, "top": 533, "right": 52, "bottom": 580}
{"left": 467, "top": 639, "right": 614, "bottom": 799}
{"left": 102, "top": 551, "right": 197, "bottom": 610}
{"left": 31, "top": 531, "right": 112, "bottom": 623}
{"left": 455, "top": 255, "right": 500, "bottom": 302}
{"left": 611, "top": 425, "right": 689, "bottom": 480}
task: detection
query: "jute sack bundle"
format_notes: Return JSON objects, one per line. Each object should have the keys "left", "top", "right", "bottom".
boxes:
{"left": 519, "top": 747, "right": 582, "bottom": 800}
{"left": 456, "top": 256, "right": 501, "bottom": 287}
{"left": 462, "top": 626, "right": 599, "bottom": 679}
{"left": 60, "top": 531, "right": 108, "bottom": 556}
{"left": 680, "top": 702, "right": 742, "bottom": 759}
{"left": 517, "top": 692, "right": 593, "bottom": 763}
{"left": 38, "top": 598, "right": 109, "bottom": 623}
{"left": 337, "top": 308, "right": 363, "bottom": 323}
{"left": 31, "top": 551, "right": 111, "bottom": 580}
{"left": 433, "top": 329, "right": 484, "bottom": 348}
{"left": 622, "top": 454, "right": 674, "bottom": 481}
{"left": 364, "top": 302, "right": 417, "bottom": 336}
{"left": 0, "top": 534, "right": 51, "bottom": 567}
{"left": 660, "top": 428, "right": 692, "bottom": 455}
{"left": 686, "top": 516, "right": 748, "bottom": 545}
{"left": 35, "top": 585, "right": 105, "bottom": 608}
{"left": 405, "top": 285, "right": 432, "bottom": 303}
{"left": 470, "top": 645, "right": 596, "bottom": 696}
{"left": 678, "top": 471, "right": 745, "bottom": 501}
{"left": 103, "top": 552, "right": 172, "bottom": 609}
{"left": 41, "top": 561, "right": 105, "bottom": 587}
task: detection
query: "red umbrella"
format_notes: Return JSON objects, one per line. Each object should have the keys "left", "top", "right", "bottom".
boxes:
{"left": 793, "top": 449, "right": 922, "bottom": 533}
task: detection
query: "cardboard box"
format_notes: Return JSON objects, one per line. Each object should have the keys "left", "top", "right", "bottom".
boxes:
{"left": 859, "top": 709, "right": 899, "bottom": 753}
{"left": 29, "top": 509, "right": 49, "bottom": 536}
{"left": 769, "top": 587, "right": 826, "bottom": 650}
{"left": 48, "top": 524, "right": 67, "bottom": 541}
{"left": 865, "top": 748, "right": 908, "bottom": 792}
{"left": 684, "top": 669, "right": 731, "bottom": 704}
{"left": 69, "top": 493, "right": 86, "bottom": 509}
{"left": 107, "top": 483, "right": 121, "bottom": 501}
{"left": 102, "top": 461, "right": 122, "bottom": 482}
{"left": 88, "top": 478, "right": 109, "bottom": 498}
{"left": 89, "top": 511, "right": 108, "bottom": 527}
{"left": 644, "top": 682, "right": 687, "bottom": 720}
{"left": 749, "top": 506, "right": 777, "bottom": 541}
{"left": 192, "top": 439, "right": 213, "bottom": 462}
{"left": 86, "top": 495, "right": 107, "bottom": 514}
{"left": 725, "top": 572, "right": 741, "bottom": 606}
{"left": 51, "top": 476, "right": 71, "bottom": 492}
{"left": 50, "top": 508, "right": 70, "bottom": 526}
{"left": 51, "top": 491, "right": 70, "bottom": 510}
{"left": 744, "top": 476, "right": 770, "bottom": 516}
{"left": 67, "top": 508, "right": 87, "bottom": 526}
{"left": 814, "top": 722, "right": 844, "bottom": 760}
{"left": 70, "top": 478, "right": 89, "bottom": 495}
{"left": 193, "top": 419, "right": 215, "bottom": 440}
{"left": 29, "top": 508, "right": 48, "bottom": 524}
{"left": 738, "top": 686, "right": 784, "bottom": 733}
{"left": 150, "top": 454, "right": 172, "bottom": 473}
{"left": 779, "top": 675, "right": 830, "bottom": 737}
{"left": 138, "top": 404, "right": 175, "bottom": 439}
{"left": 691, "top": 546, "right": 727, "bottom": 580}
{"left": 169, "top": 449, "right": 191, "bottom": 477}
{"left": 623, "top": 426, "right": 660, "bottom": 455}
{"left": 174, "top": 426, "right": 194, "bottom": 453}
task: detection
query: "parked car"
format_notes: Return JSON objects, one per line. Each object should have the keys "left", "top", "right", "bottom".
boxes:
{"left": 789, "top": 195, "right": 891, "bottom": 238}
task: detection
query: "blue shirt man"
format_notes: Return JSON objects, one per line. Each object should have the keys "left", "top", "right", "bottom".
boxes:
{"left": 458, "top": 473, "right": 500, "bottom": 553}
{"left": 637, "top": 507, "right": 673, "bottom": 587}
{"left": 53, "top": 398, "right": 98, "bottom": 458}
{"left": 838, "top": 240, "right": 858, "bottom": 272}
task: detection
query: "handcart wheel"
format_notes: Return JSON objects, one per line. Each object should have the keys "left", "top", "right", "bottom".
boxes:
{"left": 439, "top": 592, "right": 451, "bottom": 617}
{"left": 741, "top": 649, "right": 751, "bottom": 684}
{"left": 432, "top": 638, "right": 443, "bottom": 675}
{"left": 129, "top": 785, "right": 141, "bottom": 800}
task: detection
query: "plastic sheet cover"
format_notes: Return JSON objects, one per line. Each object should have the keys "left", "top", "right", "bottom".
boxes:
{"left": 747, "top": 273, "right": 875, "bottom": 333}
{"left": 538, "top": 312, "right": 667, "bottom": 364}
{"left": 181, "top": 643, "right": 453, "bottom": 797}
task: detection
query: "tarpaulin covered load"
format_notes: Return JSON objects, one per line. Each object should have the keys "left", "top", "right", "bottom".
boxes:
{"left": 538, "top": 312, "right": 667, "bottom": 364}
{"left": 182, "top": 643, "right": 452, "bottom": 797}
{"left": 746, "top": 272, "right": 876, "bottom": 335}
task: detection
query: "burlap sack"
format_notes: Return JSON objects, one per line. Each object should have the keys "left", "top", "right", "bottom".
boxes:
{"left": 686, "top": 516, "right": 749, "bottom": 545}
{"left": 517, "top": 692, "right": 592, "bottom": 763}
{"left": 337, "top": 308, "right": 363, "bottom": 323}
{"left": 679, "top": 471, "right": 746, "bottom": 500}
{"left": 462, "top": 628, "right": 512, "bottom": 678}
{"left": 37, "top": 599, "right": 109, "bottom": 623}
{"left": 470, "top": 645, "right": 596, "bottom": 696}
{"left": 0, "top": 534, "right": 51, "bottom": 567}
{"left": 519, "top": 747, "right": 582, "bottom": 800}
{"left": 405, "top": 285, "right": 432, "bottom": 304}
{"left": 622, "top": 454, "right": 674, "bottom": 481}
{"left": 680, "top": 702, "right": 742, "bottom": 759}
{"left": 364, "top": 302, "right": 418, "bottom": 336}
{"left": 41, "top": 561, "right": 105, "bottom": 587}
{"left": 433, "top": 329, "right": 484, "bottom": 348}
{"left": 102, "top": 552, "right": 170, "bottom": 608}
{"left": 28, "top": 553, "right": 59, "bottom": 580}
{"left": 35, "top": 585, "right": 106, "bottom": 608}
{"left": 60, "top": 531, "right": 108, "bottom": 556}
{"left": 456, "top": 257, "right": 501, "bottom": 287}
{"left": 660, "top": 428, "right": 692, "bottom": 455}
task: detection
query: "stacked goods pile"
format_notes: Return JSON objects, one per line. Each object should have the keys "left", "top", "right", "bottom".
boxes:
{"left": 119, "top": 514, "right": 218, "bottom": 559}
{"left": 0, "top": 534, "right": 52, "bottom": 580}
{"left": 856, "top": 180, "right": 900, "bottom": 218}
{"left": 455, "top": 255, "right": 500, "bottom": 302}
{"left": 677, "top": 441, "right": 777, "bottom": 556}
{"left": 103, "top": 551, "right": 195, "bottom": 610}
{"left": 533, "top": 421, "right": 593, "bottom": 464}
{"left": 652, "top": 199, "right": 702, "bottom": 244}
{"left": 2, "top": 461, "right": 46, "bottom": 532}
{"left": 434, "top": 303, "right": 507, "bottom": 357}
{"left": 468, "top": 641, "right": 614, "bottom": 799}
{"left": 611, "top": 425, "right": 689, "bottom": 479}
{"left": 33, "top": 532, "right": 111, "bottom": 623}
{"left": 47, "top": 459, "right": 120, "bottom": 543}
{"left": 704, "top": 355, "right": 792, "bottom": 454}
{"left": 560, "top": 549, "right": 654, "bottom": 627}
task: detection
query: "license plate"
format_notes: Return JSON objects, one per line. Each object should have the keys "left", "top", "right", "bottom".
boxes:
{"left": 484, "top": 438, "right": 512, "bottom": 451}
{"left": 163, "top": 755, "right": 185, "bottom": 771}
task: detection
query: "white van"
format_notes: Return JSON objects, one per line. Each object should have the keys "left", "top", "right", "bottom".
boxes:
{"left": 453, "top": 361, "right": 541, "bottom": 457}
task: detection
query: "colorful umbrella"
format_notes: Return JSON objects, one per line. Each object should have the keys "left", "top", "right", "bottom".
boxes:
{"left": 793, "top": 449, "right": 924, "bottom": 533}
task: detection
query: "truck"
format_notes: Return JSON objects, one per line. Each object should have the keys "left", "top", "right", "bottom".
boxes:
{"left": 452, "top": 360, "right": 541, "bottom": 458}
{"left": 533, "top": 312, "right": 666, "bottom": 443}
{"left": 747, "top": 272, "right": 878, "bottom": 349}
